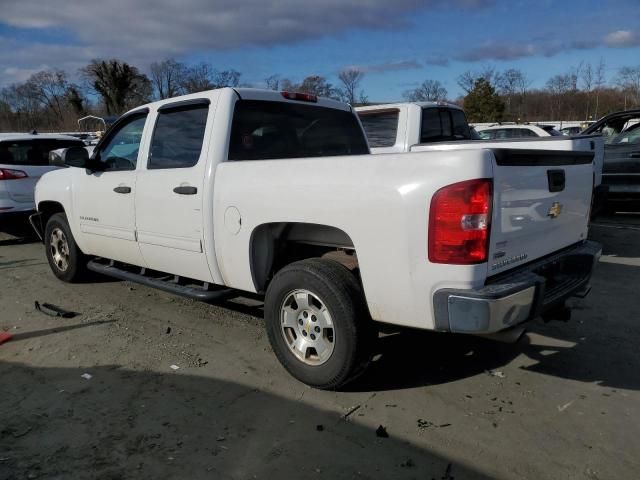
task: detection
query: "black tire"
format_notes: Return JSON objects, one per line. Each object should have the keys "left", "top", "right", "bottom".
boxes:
{"left": 44, "top": 212, "right": 88, "bottom": 283}
{"left": 265, "top": 258, "right": 372, "bottom": 390}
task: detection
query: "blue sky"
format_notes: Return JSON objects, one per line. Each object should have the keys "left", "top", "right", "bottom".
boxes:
{"left": 1, "top": 0, "right": 639, "bottom": 101}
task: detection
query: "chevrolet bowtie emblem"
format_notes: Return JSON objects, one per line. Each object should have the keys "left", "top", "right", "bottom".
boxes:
{"left": 548, "top": 202, "right": 563, "bottom": 218}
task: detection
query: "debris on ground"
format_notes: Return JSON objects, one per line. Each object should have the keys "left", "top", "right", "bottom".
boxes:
{"left": 0, "top": 331, "right": 12, "bottom": 346}
{"left": 417, "top": 419, "right": 451, "bottom": 431}
{"left": 166, "top": 327, "right": 172, "bottom": 334}
{"left": 375, "top": 425, "right": 389, "bottom": 438}
{"left": 558, "top": 401, "right": 574, "bottom": 412}
{"left": 80, "top": 373, "right": 92, "bottom": 380}
{"left": 34, "top": 301, "right": 77, "bottom": 318}
{"left": 316, "top": 425, "right": 324, "bottom": 432}
{"left": 342, "top": 404, "right": 361, "bottom": 420}
{"left": 486, "top": 369, "right": 506, "bottom": 378}
{"left": 169, "top": 365, "right": 180, "bottom": 370}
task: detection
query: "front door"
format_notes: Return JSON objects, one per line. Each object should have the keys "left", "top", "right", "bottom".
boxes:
{"left": 135, "top": 99, "right": 213, "bottom": 281}
{"left": 72, "top": 111, "right": 149, "bottom": 267}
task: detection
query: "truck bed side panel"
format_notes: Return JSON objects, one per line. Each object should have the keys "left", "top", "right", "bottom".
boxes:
{"left": 213, "top": 150, "right": 494, "bottom": 330}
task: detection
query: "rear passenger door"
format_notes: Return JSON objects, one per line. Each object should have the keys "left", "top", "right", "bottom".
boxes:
{"left": 135, "top": 98, "right": 214, "bottom": 282}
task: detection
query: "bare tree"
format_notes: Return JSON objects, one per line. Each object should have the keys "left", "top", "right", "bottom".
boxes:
{"left": 496, "top": 69, "right": 529, "bottom": 120}
{"left": 181, "top": 63, "right": 214, "bottom": 93}
{"left": 281, "top": 75, "right": 340, "bottom": 99}
{"left": 616, "top": 65, "right": 640, "bottom": 108}
{"left": 546, "top": 73, "right": 573, "bottom": 120}
{"left": 457, "top": 65, "right": 498, "bottom": 94}
{"left": 264, "top": 74, "right": 280, "bottom": 91}
{"left": 337, "top": 68, "right": 365, "bottom": 104}
{"left": 580, "top": 62, "right": 594, "bottom": 120}
{"left": 403, "top": 79, "right": 447, "bottom": 102}
{"left": 212, "top": 69, "right": 241, "bottom": 88}
{"left": 27, "top": 70, "right": 70, "bottom": 126}
{"left": 150, "top": 58, "right": 186, "bottom": 99}
{"left": 594, "top": 58, "right": 606, "bottom": 119}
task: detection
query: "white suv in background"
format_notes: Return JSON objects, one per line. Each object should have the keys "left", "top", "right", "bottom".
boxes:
{"left": 0, "top": 133, "right": 84, "bottom": 221}
{"left": 475, "top": 124, "right": 562, "bottom": 139}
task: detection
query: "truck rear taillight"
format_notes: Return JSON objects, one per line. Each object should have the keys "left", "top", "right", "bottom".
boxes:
{"left": 281, "top": 91, "right": 318, "bottom": 103}
{"left": 428, "top": 178, "right": 492, "bottom": 264}
{"left": 0, "top": 168, "right": 28, "bottom": 180}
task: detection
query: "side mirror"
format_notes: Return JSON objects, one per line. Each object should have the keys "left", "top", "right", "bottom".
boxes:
{"left": 49, "top": 146, "right": 90, "bottom": 168}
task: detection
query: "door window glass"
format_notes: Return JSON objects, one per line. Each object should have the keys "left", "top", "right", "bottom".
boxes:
{"left": 97, "top": 114, "right": 147, "bottom": 171}
{"left": 148, "top": 105, "right": 209, "bottom": 169}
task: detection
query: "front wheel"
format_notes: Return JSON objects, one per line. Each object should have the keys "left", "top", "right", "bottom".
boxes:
{"left": 44, "top": 213, "right": 87, "bottom": 282}
{"left": 265, "top": 259, "right": 372, "bottom": 390}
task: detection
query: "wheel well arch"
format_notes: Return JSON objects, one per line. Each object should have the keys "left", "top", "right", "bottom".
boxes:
{"left": 249, "top": 222, "right": 357, "bottom": 292}
{"left": 38, "top": 201, "right": 66, "bottom": 225}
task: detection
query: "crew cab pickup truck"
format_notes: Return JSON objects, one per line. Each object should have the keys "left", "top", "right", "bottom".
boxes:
{"left": 357, "top": 102, "right": 607, "bottom": 216}
{"left": 32, "top": 88, "right": 601, "bottom": 389}
{"left": 356, "top": 101, "right": 476, "bottom": 153}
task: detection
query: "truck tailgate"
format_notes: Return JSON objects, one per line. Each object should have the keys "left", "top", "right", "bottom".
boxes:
{"left": 488, "top": 148, "right": 593, "bottom": 276}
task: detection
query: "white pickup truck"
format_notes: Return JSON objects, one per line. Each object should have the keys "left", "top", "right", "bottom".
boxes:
{"left": 32, "top": 88, "right": 601, "bottom": 389}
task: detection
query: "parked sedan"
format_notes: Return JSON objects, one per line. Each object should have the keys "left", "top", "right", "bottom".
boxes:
{"left": 0, "top": 133, "right": 85, "bottom": 221}
{"left": 476, "top": 124, "right": 562, "bottom": 139}
{"left": 583, "top": 110, "right": 640, "bottom": 212}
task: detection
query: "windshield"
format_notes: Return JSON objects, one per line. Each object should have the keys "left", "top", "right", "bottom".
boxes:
{"left": 228, "top": 100, "right": 369, "bottom": 160}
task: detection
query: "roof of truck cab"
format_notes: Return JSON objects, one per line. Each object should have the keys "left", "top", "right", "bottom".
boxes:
{"left": 0, "top": 133, "right": 84, "bottom": 142}
{"left": 124, "top": 87, "right": 352, "bottom": 117}
{"left": 355, "top": 101, "right": 464, "bottom": 113}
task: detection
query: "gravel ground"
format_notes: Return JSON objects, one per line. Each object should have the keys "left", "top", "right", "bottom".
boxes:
{"left": 0, "top": 215, "right": 639, "bottom": 479}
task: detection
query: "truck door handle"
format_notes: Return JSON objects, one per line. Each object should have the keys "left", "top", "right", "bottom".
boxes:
{"left": 113, "top": 186, "right": 131, "bottom": 194}
{"left": 547, "top": 169, "right": 565, "bottom": 192}
{"left": 173, "top": 186, "right": 197, "bottom": 195}
{"left": 630, "top": 151, "right": 640, "bottom": 158}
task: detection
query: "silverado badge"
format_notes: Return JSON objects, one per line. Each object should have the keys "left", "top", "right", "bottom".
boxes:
{"left": 547, "top": 202, "right": 563, "bottom": 219}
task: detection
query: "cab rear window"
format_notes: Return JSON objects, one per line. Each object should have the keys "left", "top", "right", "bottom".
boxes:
{"left": 0, "top": 139, "right": 84, "bottom": 166}
{"left": 420, "top": 108, "right": 472, "bottom": 143}
{"left": 228, "top": 100, "right": 369, "bottom": 161}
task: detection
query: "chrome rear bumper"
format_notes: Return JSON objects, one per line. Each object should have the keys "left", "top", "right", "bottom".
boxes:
{"left": 433, "top": 241, "right": 602, "bottom": 334}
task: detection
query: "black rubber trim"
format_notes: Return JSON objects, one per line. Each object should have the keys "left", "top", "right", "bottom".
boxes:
{"left": 492, "top": 149, "right": 594, "bottom": 166}
{"left": 157, "top": 98, "right": 210, "bottom": 112}
{"left": 87, "top": 260, "right": 236, "bottom": 302}
{"left": 28, "top": 212, "right": 44, "bottom": 242}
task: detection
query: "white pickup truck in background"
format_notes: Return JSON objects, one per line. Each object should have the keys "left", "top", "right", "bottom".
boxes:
{"left": 357, "top": 101, "right": 607, "bottom": 215}
{"left": 33, "top": 88, "right": 600, "bottom": 389}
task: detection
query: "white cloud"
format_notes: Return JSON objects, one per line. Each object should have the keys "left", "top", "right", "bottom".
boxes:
{"left": 604, "top": 30, "right": 640, "bottom": 48}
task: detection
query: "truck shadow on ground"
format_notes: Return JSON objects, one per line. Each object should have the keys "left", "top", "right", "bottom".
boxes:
{"left": 0, "top": 216, "right": 39, "bottom": 246}
{"left": 0, "top": 362, "right": 490, "bottom": 480}
{"left": 347, "top": 220, "right": 640, "bottom": 393}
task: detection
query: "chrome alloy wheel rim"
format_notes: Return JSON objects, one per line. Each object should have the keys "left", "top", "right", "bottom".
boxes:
{"left": 280, "top": 289, "right": 335, "bottom": 366}
{"left": 49, "top": 227, "right": 70, "bottom": 272}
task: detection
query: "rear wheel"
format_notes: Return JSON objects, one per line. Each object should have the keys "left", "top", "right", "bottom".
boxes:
{"left": 44, "top": 213, "right": 87, "bottom": 282}
{"left": 265, "top": 258, "right": 372, "bottom": 390}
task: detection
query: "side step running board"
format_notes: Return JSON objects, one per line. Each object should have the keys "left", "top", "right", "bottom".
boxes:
{"left": 87, "top": 260, "right": 237, "bottom": 302}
